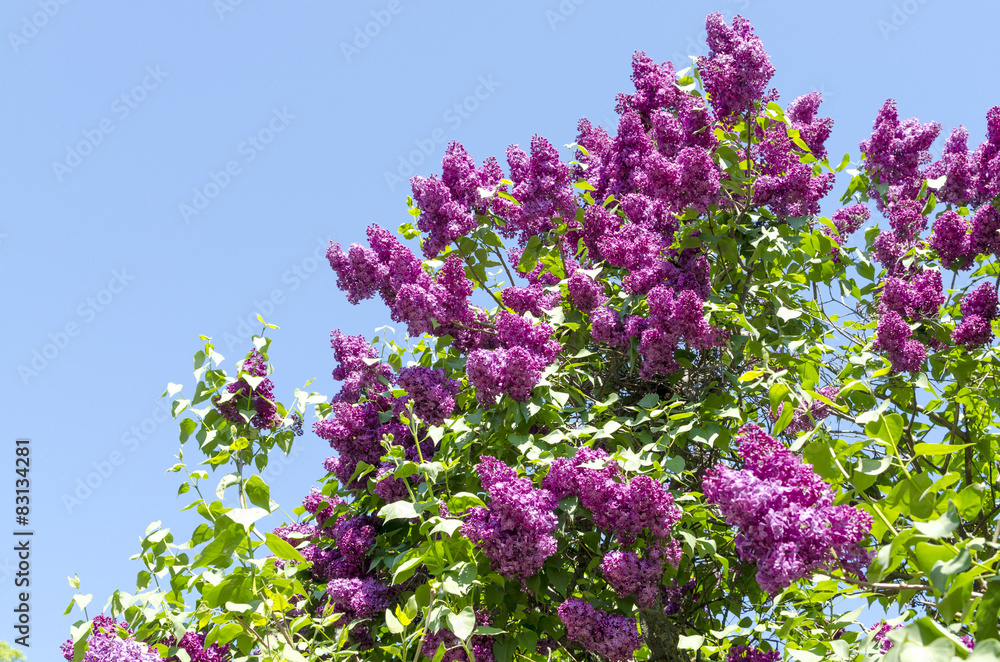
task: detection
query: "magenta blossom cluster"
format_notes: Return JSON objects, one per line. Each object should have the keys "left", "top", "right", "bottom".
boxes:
{"left": 953, "top": 281, "right": 998, "bottom": 348}
{"left": 326, "top": 577, "right": 392, "bottom": 621}
{"left": 461, "top": 456, "right": 559, "bottom": 580}
{"left": 162, "top": 632, "right": 229, "bottom": 662}
{"left": 213, "top": 349, "right": 280, "bottom": 429}
{"left": 557, "top": 598, "right": 642, "bottom": 662}
{"left": 929, "top": 210, "right": 972, "bottom": 269}
{"left": 753, "top": 94, "right": 835, "bottom": 219}
{"left": 394, "top": 365, "right": 460, "bottom": 425}
{"left": 924, "top": 106, "right": 1000, "bottom": 207}
{"left": 328, "top": 330, "right": 394, "bottom": 404}
{"left": 769, "top": 386, "right": 840, "bottom": 435}
{"left": 699, "top": 13, "right": 775, "bottom": 121}
{"left": 727, "top": 645, "right": 781, "bottom": 662}
{"left": 638, "top": 285, "right": 725, "bottom": 378}
{"left": 410, "top": 142, "right": 502, "bottom": 258}
{"left": 421, "top": 609, "right": 496, "bottom": 662}
{"left": 543, "top": 447, "right": 682, "bottom": 548}
{"left": 466, "top": 312, "right": 560, "bottom": 404}
{"left": 871, "top": 621, "right": 901, "bottom": 653}
{"left": 823, "top": 203, "right": 871, "bottom": 261}
{"left": 496, "top": 135, "right": 578, "bottom": 246}
{"left": 600, "top": 549, "right": 664, "bottom": 608}
{"left": 327, "top": 226, "right": 483, "bottom": 350}
{"left": 860, "top": 99, "right": 941, "bottom": 189}
{"left": 61, "top": 616, "right": 161, "bottom": 662}
{"left": 702, "top": 424, "right": 872, "bottom": 593}
{"left": 872, "top": 268, "right": 943, "bottom": 373}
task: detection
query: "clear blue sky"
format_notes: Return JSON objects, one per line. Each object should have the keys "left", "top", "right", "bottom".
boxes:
{"left": 2, "top": 0, "right": 998, "bottom": 655}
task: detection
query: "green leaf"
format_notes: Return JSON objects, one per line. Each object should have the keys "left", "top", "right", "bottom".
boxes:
{"left": 447, "top": 606, "right": 477, "bottom": 640}
{"left": 914, "top": 503, "right": 961, "bottom": 539}
{"left": 930, "top": 548, "right": 971, "bottom": 593}
{"left": 448, "top": 492, "right": 486, "bottom": 514}
{"left": 977, "top": 583, "right": 1000, "bottom": 644}
{"left": 244, "top": 475, "right": 271, "bottom": 511}
{"left": 216, "top": 473, "right": 240, "bottom": 500}
{"left": 385, "top": 608, "right": 404, "bottom": 634}
{"left": 913, "top": 442, "right": 975, "bottom": 456}
{"left": 677, "top": 635, "right": 704, "bottom": 650}
{"left": 224, "top": 507, "right": 268, "bottom": 530}
{"left": 378, "top": 501, "right": 419, "bottom": 522}
{"left": 264, "top": 532, "right": 306, "bottom": 563}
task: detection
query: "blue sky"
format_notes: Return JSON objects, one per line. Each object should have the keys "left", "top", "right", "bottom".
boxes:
{"left": 2, "top": 0, "right": 998, "bottom": 655}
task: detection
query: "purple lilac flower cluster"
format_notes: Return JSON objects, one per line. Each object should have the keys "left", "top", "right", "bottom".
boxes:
{"left": 824, "top": 204, "right": 870, "bottom": 258}
{"left": 871, "top": 266, "right": 944, "bottom": 372}
{"left": 61, "top": 616, "right": 161, "bottom": 662}
{"left": 496, "top": 136, "right": 578, "bottom": 246}
{"left": 557, "top": 598, "right": 642, "bottom": 662}
{"left": 466, "top": 312, "right": 560, "bottom": 404}
{"left": 860, "top": 99, "right": 941, "bottom": 190}
{"left": 953, "top": 281, "right": 998, "bottom": 348}
{"left": 600, "top": 549, "right": 664, "bottom": 608}
{"left": 871, "top": 621, "right": 900, "bottom": 653}
{"left": 699, "top": 13, "right": 776, "bottom": 121}
{"left": 544, "top": 447, "right": 682, "bottom": 546}
{"left": 924, "top": 106, "right": 1000, "bottom": 207}
{"left": 421, "top": 609, "right": 496, "bottom": 662}
{"left": 328, "top": 330, "right": 394, "bottom": 404}
{"left": 727, "top": 645, "right": 782, "bottom": 662}
{"left": 410, "top": 142, "right": 502, "bottom": 258}
{"left": 213, "top": 349, "right": 280, "bottom": 429}
{"left": 702, "top": 424, "right": 872, "bottom": 593}
{"left": 394, "top": 365, "right": 460, "bottom": 425}
{"left": 753, "top": 94, "right": 836, "bottom": 219}
{"left": 327, "top": 226, "right": 483, "bottom": 350}
{"left": 769, "top": 386, "right": 840, "bottom": 435}
{"left": 461, "top": 456, "right": 559, "bottom": 580}
{"left": 929, "top": 211, "right": 972, "bottom": 269}
{"left": 637, "top": 285, "right": 725, "bottom": 378}
{"left": 162, "top": 632, "right": 229, "bottom": 662}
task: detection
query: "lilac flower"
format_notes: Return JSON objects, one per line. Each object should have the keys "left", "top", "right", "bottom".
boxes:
{"left": 970, "top": 203, "right": 1000, "bottom": 259}
{"left": 787, "top": 92, "right": 834, "bottom": 160}
{"left": 638, "top": 286, "right": 724, "bottom": 378}
{"left": 879, "top": 270, "right": 944, "bottom": 320}
{"left": 925, "top": 126, "right": 978, "bottom": 207}
{"left": 543, "top": 447, "right": 681, "bottom": 545}
{"left": 302, "top": 486, "right": 342, "bottom": 526}
{"left": 832, "top": 204, "right": 870, "bottom": 236}
{"left": 590, "top": 306, "right": 628, "bottom": 347}
{"left": 859, "top": 99, "right": 941, "bottom": 187}
{"left": 467, "top": 313, "right": 560, "bottom": 404}
{"left": 699, "top": 13, "right": 775, "bottom": 120}
{"left": 502, "top": 284, "right": 558, "bottom": 317}
{"left": 873, "top": 310, "right": 926, "bottom": 373}
{"left": 727, "top": 646, "right": 781, "bottom": 662}
{"left": 567, "top": 271, "right": 607, "bottom": 312}
{"left": 557, "top": 599, "right": 642, "bottom": 662}
{"left": 953, "top": 281, "right": 998, "bottom": 348}
{"left": 410, "top": 142, "right": 501, "bottom": 258}
{"left": 497, "top": 135, "right": 577, "bottom": 245}
{"left": 872, "top": 229, "right": 911, "bottom": 275}
{"left": 163, "top": 632, "right": 230, "bottom": 662}
{"left": 326, "top": 577, "right": 391, "bottom": 620}
{"left": 395, "top": 366, "right": 460, "bottom": 426}
{"left": 600, "top": 550, "right": 664, "bottom": 608}
{"left": 328, "top": 330, "right": 394, "bottom": 404}
{"left": 974, "top": 106, "right": 1000, "bottom": 201}
{"left": 703, "top": 424, "right": 873, "bottom": 593}
{"left": 887, "top": 199, "right": 927, "bottom": 240}
{"left": 61, "top": 616, "right": 161, "bottom": 662}
{"left": 930, "top": 210, "right": 972, "bottom": 269}
{"left": 213, "top": 350, "right": 280, "bottom": 429}
{"left": 871, "top": 621, "right": 901, "bottom": 653}
{"left": 461, "top": 457, "right": 558, "bottom": 579}
{"left": 421, "top": 609, "right": 496, "bottom": 662}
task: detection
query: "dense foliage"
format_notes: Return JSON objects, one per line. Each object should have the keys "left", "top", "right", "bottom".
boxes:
{"left": 63, "top": 12, "right": 1000, "bottom": 662}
